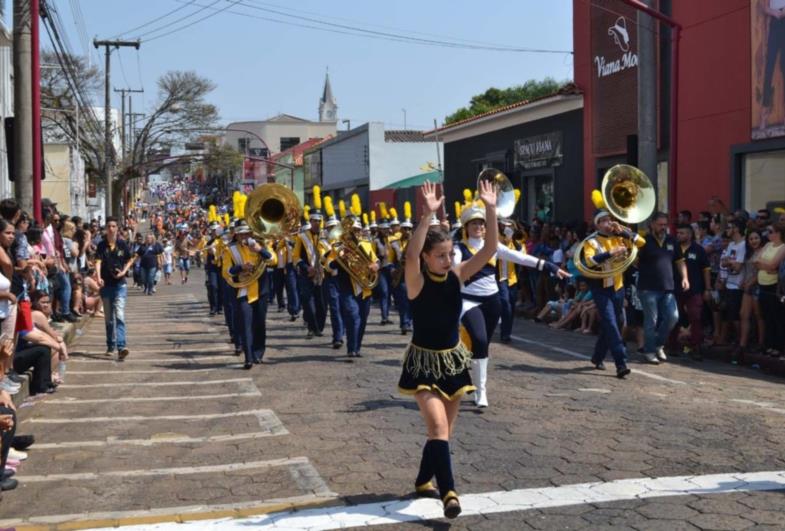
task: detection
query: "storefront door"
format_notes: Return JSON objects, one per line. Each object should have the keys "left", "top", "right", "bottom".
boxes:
{"left": 526, "top": 173, "right": 555, "bottom": 223}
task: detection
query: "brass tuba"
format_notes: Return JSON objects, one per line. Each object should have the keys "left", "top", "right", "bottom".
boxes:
{"left": 573, "top": 164, "right": 655, "bottom": 279}
{"left": 225, "top": 184, "right": 302, "bottom": 289}
{"left": 330, "top": 217, "right": 379, "bottom": 289}
{"left": 477, "top": 168, "right": 516, "bottom": 218}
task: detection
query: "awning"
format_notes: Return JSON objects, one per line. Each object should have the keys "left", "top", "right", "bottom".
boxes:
{"left": 383, "top": 170, "right": 443, "bottom": 190}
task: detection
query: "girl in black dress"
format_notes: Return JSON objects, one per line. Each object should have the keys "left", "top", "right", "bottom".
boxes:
{"left": 398, "top": 180, "right": 498, "bottom": 519}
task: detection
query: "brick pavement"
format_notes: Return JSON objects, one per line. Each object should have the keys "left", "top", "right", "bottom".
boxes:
{"left": 3, "top": 267, "right": 785, "bottom": 529}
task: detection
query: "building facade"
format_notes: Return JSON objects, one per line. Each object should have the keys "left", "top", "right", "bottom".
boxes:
{"left": 224, "top": 114, "right": 337, "bottom": 157}
{"left": 574, "top": 0, "right": 785, "bottom": 217}
{"left": 303, "top": 122, "right": 442, "bottom": 211}
{"left": 427, "top": 88, "right": 584, "bottom": 224}
{"left": 0, "top": 15, "right": 13, "bottom": 200}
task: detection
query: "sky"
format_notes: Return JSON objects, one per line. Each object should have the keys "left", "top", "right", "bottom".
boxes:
{"left": 23, "top": 0, "right": 574, "bottom": 132}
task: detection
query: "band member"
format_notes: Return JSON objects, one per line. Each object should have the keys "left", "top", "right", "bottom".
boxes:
{"left": 204, "top": 223, "right": 224, "bottom": 316}
{"left": 322, "top": 196, "right": 345, "bottom": 349}
{"left": 283, "top": 236, "right": 300, "bottom": 322}
{"left": 220, "top": 223, "right": 242, "bottom": 355}
{"left": 398, "top": 180, "right": 497, "bottom": 519}
{"left": 293, "top": 201, "right": 327, "bottom": 339}
{"left": 389, "top": 206, "right": 412, "bottom": 334}
{"left": 455, "top": 194, "right": 569, "bottom": 408}
{"left": 497, "top": 219, "right": 519, "bottom": 343}
{"left": 581, "top": 209, "right": 645, "bottom": 378}
{"left": 373, "top": 207, "right": 394, "bottom": 326}
{"left": 272, "top": 237, "right": 287, "bottom": 312}
{"left": 326, "top": 215, "right": 379, "bottom": 358}
{"left": 221, "top": 220, "right": 276, "bottom": 369}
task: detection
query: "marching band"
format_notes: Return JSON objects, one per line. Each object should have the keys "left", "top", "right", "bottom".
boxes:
{"left": 197, "top": 163, "right": 654, "bottom": 519}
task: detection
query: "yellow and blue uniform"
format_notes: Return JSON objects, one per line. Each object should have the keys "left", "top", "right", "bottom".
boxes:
{"left": 322, "top": 232, "right": 345, "bottom": 348}
{"left": 326, "top": 239, "right": 378, "bottom": 357}
{"left": 389, "top": 234, "right": 412, "bottom": 333}
{"left": 497, "top": 240, "right": 520, "bottom": 342}
{"left": 581, "top": 230, "right": 644, "bottom": 374}
{"left": 293, "top": 230, "right": 327, "bottom": 337}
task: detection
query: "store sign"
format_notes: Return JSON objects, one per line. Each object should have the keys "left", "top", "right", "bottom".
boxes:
{"left": 594, "top": 16, "right": 639, "bottom": 79}
{"left": 515, "top": 132, "right": 563, "bottom": 170}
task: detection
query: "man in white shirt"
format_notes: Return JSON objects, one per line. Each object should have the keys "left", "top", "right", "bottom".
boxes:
{"left": 718, "top": 219, "right": 746, "bottom": 343}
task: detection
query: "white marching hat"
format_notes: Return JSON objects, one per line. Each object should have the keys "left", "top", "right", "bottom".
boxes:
{"left": 460, "top": 204, "right": 486, "bottom": 226}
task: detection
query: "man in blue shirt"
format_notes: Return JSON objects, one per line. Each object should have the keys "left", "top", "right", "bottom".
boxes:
{"left": 637, "top": 212, "right": 689, "bottom": 364}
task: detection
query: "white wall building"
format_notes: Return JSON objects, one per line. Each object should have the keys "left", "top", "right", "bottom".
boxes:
{"left": 0, "top": 13, "right": 14, "bottom": 200}
{"left": 305, "top": 122, "right": 443, "bottom": 203}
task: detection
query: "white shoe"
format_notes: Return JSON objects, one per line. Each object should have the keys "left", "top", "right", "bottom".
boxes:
{"left": 656, "top": 347, "right": 667, "bottom": 362}
{"left": 474, "top": 358, "right": 489, "bottom": 408}
{"left": 0, "top": 378, "right": 20, "bottom": 392}
{"left": 8, "top": 448, "right": 27, "bottom": 461}
{"left": 644, "top": 352, "right": 660, "bottom": 365}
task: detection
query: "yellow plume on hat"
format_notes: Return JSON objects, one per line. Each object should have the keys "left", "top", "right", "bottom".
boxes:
{"left": 208, "top": 205, "right": 217, "bottom": 223}
{"left": 370, "top": 211, "right": 377, "bottom": 223}
{"left": 390, "top": 207, "right": 398, "bottom": 220}
{"left": 454, "top": 201, "right": 462, "bottom": 219}
{"left": 232, "top": 191, "right": 242, "bottom": 217}
{"left": 514, "top": 189, "right": 521, "bottom": 205}
{"left": 591, "top": 189, "right": 605, "bottom": 209}
{"left": 312, "top": 185, "right": 322, "bottom": 209}
{"left": 462, "top": 189, "right": 472, "bottom": 205}
{"left": 235, "top": 193, "right": 247, "bottom": 219}
{"left": 351, "top": 193, "right": 362, "bottom": 216}
{"left": 362, "top": 213, "right": 369, "bottom": 226}
{"left": 303, "top": 205, "right": 310, "bottom": 220}
{"left": 223, "top": 213, "right": 230, "bottom": 226}
{"left": 404, "top": 201, "right": 412, "bottom": 220}
{"left": 338, "top": 199, "right": 347, "bottom": 219}
{"left": 324, "top": 195, "right": 335, "bottom": 217}
{"left": 379, "top": 202, "right": 389, "bottom": 219}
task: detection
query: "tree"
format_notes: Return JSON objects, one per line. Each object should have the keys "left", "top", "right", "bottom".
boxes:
{"left": 40, "top": 52, "right": 220, "bottom": 214}
{"left": 201, "top": 142, "right": 243, "bottom": 178}
{"left": 444, "top": 78, "right": 567, "bottom": 125}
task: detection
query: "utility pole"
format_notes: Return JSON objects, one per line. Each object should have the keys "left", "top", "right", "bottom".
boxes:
{"left": 113, "top": 88, "right": 142, "bottom": 158}
{"left": 637, "top": 0, "right": 658, "bottom": 211}
{"left": 93, "top": 38, "right": 140, "bottom": 219}
{"left": 13, "top": 0, "right": 33, "bottom": 216}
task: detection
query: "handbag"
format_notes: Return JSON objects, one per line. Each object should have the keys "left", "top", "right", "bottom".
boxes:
{"left": 15, "top": 299, "right": 33, "bottom": 333}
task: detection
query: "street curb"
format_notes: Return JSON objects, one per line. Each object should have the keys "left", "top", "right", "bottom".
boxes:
{"left": 12, "top": 315, "right": 92, "bottom": 407}
{"left": 11, "top": 495, "right": 342, "bottom": 531}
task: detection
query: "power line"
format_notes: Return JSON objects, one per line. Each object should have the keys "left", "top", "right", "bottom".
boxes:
{"left": 178, "top": 0, "right": 572, "bottom": 54}
{"left": 117, "top": 48, "right": 130, "bottom": 88}
{"left": 112, "top": 0, "right": 199, "bottom": 39}
{"left": 235, "top": 0, "right": 572, "bottom": 54}
{"left": 141, "top": 0, "right": 241, "bottom": 43}
{"left": 133, "top": 0, "right": 222, "bottom": 40}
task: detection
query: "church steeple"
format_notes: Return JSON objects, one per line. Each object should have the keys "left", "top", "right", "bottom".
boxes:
{"left": 319, "top": 69, "right": 337, "bottom": 122}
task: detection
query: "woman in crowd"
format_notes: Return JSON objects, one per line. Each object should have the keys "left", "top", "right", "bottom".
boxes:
{"left": 0, "top": 220, "right": 17, "bottom": 394}
{"left": 755, "top": 222, "right": 785, "bottom": 358}
{"left": 738, "top": 229, "right": 766, "bottom": 359}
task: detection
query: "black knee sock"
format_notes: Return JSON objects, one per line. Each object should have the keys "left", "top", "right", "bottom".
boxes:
{"left": 415, "top": 440, "right": 434, "bottom": 488}
{"left": 430, "top": 439, "right": 455, "bottom": 500}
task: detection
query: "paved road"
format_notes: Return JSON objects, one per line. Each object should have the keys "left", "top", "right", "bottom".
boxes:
{"left": 3, "top": 267, "right": 785, "bottom": 530}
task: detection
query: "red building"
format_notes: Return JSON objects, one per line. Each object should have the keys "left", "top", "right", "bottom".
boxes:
{"left": 574, "top": 0, "right": 785, "bottom": 218}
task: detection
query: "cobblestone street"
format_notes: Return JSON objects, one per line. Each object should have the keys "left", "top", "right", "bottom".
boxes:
{"left": 3, "top": 267, "right": 785, "bottom": 530}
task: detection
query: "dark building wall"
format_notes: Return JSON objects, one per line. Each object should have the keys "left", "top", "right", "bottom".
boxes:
{"left": 442, "top": 108, "right": 584, "bottom": 224}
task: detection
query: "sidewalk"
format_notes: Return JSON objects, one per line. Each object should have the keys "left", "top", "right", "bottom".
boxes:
{"left": 11, "top": 314, "right": 92, "bottom": 406}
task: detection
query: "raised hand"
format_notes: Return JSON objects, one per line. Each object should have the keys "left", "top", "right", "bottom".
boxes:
{"left": 478, "top": 179, "right": 497, "bottom": 209}
{"left": 420, "top": 181, "right": 444, "bottom": 214}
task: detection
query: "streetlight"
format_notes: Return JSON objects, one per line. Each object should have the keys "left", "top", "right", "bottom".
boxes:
{"left": 342, "top": 119, "right": 351, "bottom": 131}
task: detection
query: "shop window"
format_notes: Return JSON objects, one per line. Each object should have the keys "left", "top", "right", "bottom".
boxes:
{"left": 743, "top": 151, "right": 785, "bottom": 212}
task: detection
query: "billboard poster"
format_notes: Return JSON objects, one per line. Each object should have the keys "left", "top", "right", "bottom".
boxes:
{"left": 752, "top": 0, "right": 785, "bottom": 139}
